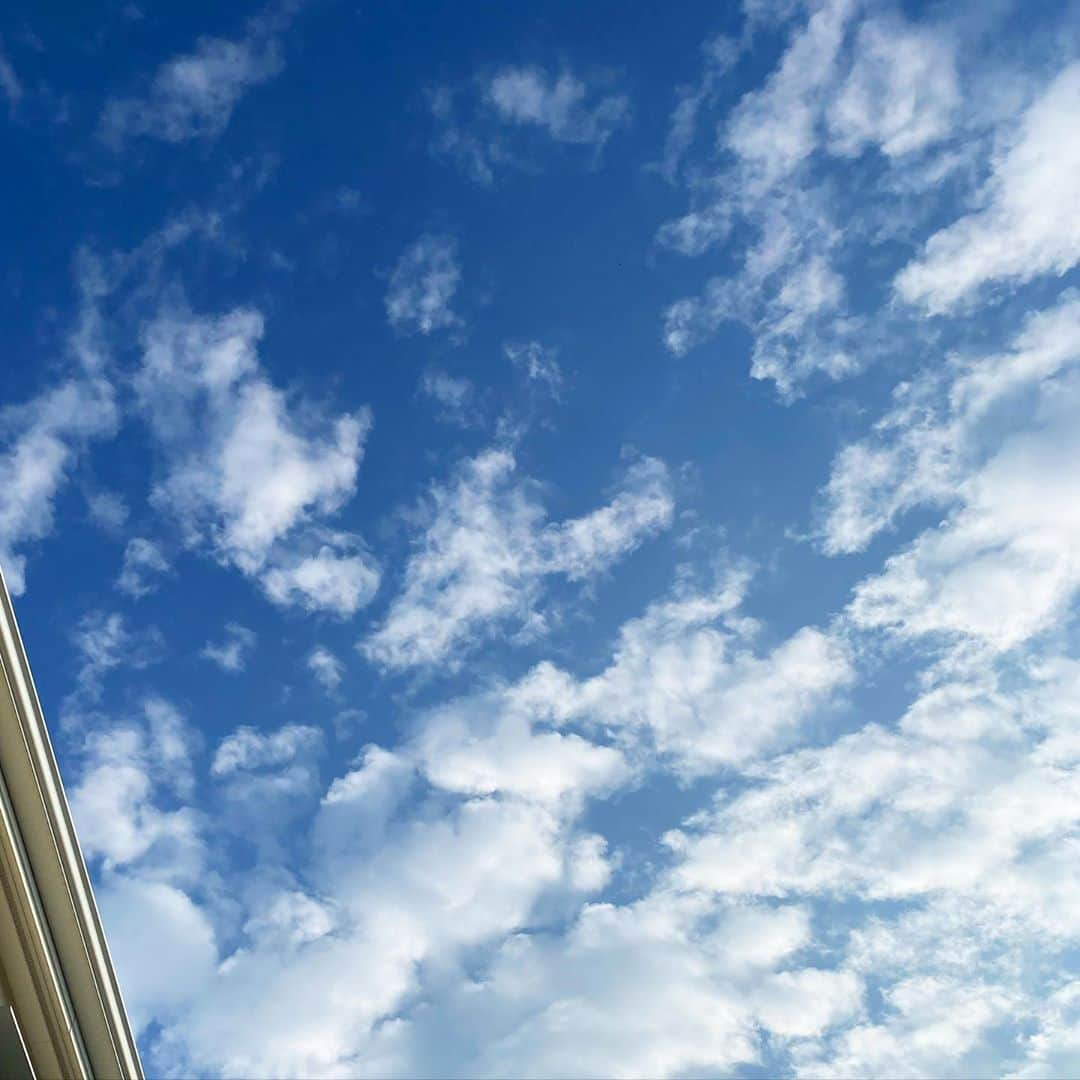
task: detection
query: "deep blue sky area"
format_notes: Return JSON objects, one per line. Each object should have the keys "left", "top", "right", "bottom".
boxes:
{"left": 2, "top": 0, "right": 1080, "bottom": 1076}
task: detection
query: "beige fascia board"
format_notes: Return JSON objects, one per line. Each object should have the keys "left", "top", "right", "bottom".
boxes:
{"left": 0, "top": 569, "right": 142, "bottom": 1080}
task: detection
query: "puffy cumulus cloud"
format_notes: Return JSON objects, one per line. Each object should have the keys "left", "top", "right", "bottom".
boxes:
{"left": 116, "top": 537, "right": 171, "bottom": 597}
{"left": 99, "top": 877, "right": 218, "bottom": 1035}
{"left": 365, "top": 892, "right": 860, "bottom": 1079}
{"left": 135, "top": 305, "right": 377, "bottom": 614}
{"left": 1011, "top": 980, "right": 1080, "bottom": 1079}
{"left": 210, "top": 723, "right": 327, "bottom": 850}
{"left": 412, "top": 692, "right": 630, "bottom": 810}
{"left": 69, "top": 698, "right": 203, "bottom": 879}
{"left": 261, "top": 542, "right": 380, "bottom": 617}
{"left": 200, "top": 621, "right": 257, "bottom": 672}
{"left": 652, "top": 654, "right": 1080, "bottom": 1074}
{"left": 509, "top": 566, "right": 853, "bottom": 776}
{"left": 385, "top": 234, "right": 462, "bottom": 336}
{"left": 665, "top": 715, "right": 1075, "bottom": 909}
{"left": 797, "top": 972, "right": 1017, "bottom": 1079}
{"left": 363, "top": 449, "right": 674, "bottom": 670}
{"left": 896, "top": 63, "right": 1080, "bottom": 314}
{"left": 0, "top": 374, "right": 117, "bottom": 594}
{"left": 99, "top": 2, "right": 294, "bottom": 146}
{"left": 143, "top": 755, "right": 617, "bottom": 1077}
{"left": 430, "top": 65, "right": 629, "bottom": 184}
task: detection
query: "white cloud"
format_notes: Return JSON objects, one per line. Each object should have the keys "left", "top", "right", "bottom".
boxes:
{"left": 0, "top": 375, "right": 117, "bottom": 594}
{"left": 385, "top": 234, "right": 462, "bottom": 336}
{"left": 60, "top": 611, "right": 163, "bottom": 727}
{"left": 242, "top": 890, "right": 336, "bottom": 949}
{"left": 504, "top": 341, "right": 563, "bottom": 397}
{"left": 653, "top": 34, "right": 738, "bottom": 184}
{"left": 307, "top": 645, "right": 344, "bottom": 692}
{"left": 201, "top": 622, "right": 256, "bottom": 672}
{"left": 211, "top": 723, "right": 322, "bottom": 777}
{"left": 508, "top": 566, "right": 853, "bottom": 777}
{"left": 420, "top": 369, "right": 479, "bottom": 427}
{"left": 657, "top": 1, "right": 972, "bottom": 397}
{"left": 149, "top": 777, "right": 612, "bottom": 1078}
{"left": 364, "top": 890, "right": 859, "bottom": 1078}
{"left": 1011, "top": 980, "right": 1080, "bottom": 1079}
{"left": 0, "top": 42, "right": 22, "bottom": 110}
{"left": 261, "top": 542, "right": 380, "bottom": 617}
{"left": 824, "top": 295, "right": 1080, "bottom": 653}
{"left": 820, "top": 292, "right": 1080, "bottom": 556}
{"left": 86, "top": 490, "right": 130, "bottom": 532}
{"left": 648, "top": 651, "right": 1080, "bottom": 1076}
{"left": 98, "top": 876, "right": 217, "bottom": 1034}
{"left": 69, "top": 699, "right": 202, "bottom": 877}
{"left": 363, "top": 450, "right": 673, "bottom": 670}
{"left": 99, "top": 5, "right": 290, "bottom": 146}
{"left": 135, "top": 305, "right": 374, "bottom": 612}
{"left": 825, "top": 14, "right": 959, "bottom": 159}
{"left": 896, "top": 63, "right": 1080, "bottom": 314}
{"left": 430, "top": 65, "right": 629, "bottom": 184}
{"left": 486, "top": 66, "right": 629, "bottom": 147}
{"left": 413, "top": 691, "right": 629, "bottom": 809}
{"left": 116, "top": 537, "right": 171, "bottom": 597}
{"left": 665, "top": 664, "right": 1080, "bottom": 922}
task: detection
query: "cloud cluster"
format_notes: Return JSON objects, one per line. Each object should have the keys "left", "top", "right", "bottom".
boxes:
{"left": 658, "top": 1, "right": 1080, "bottom": 398}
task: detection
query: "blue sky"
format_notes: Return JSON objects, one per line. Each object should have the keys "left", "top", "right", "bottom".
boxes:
{"left": 3, "top": 0, "right": 1080, "bottom": 1075}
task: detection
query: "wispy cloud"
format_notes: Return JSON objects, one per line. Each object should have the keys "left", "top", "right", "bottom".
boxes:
{"left": 307, "top": 644, "right": 344, "bottom": 692}
{"left": 0, "top": 39, "right": 23, "bottom": 111}
{"left": 504, "top": 341, "right": 563, "bottom": 398}
{"left": 99, "top": 3, "right": 296, "bottom": 146}
{"left": 363, "top": 450, "right": 674, "bottom": 670}
{"left": 201, "top": 622, "right": 256, "bottom": 672}
{"left": 117, "top": 537, "right": 171, "bottom": 597}
{"left": 657, "top": 0, "right": 974, "bottom": 397}
{"left": 384, "top": 234, "right": 463, "bottom": 336}
{"left": 419, "top": 369, "right": 480, "bottom": 427}
{"left": 430, "top": 64, "right": 630, "bottom": 184}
